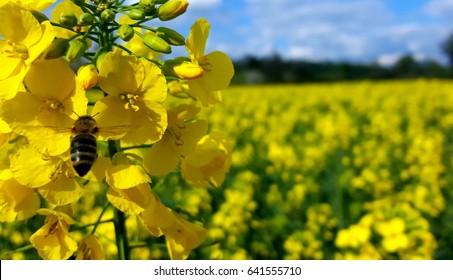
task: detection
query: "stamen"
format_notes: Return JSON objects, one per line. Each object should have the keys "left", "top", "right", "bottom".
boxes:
{"left": 199, "top": 56, "right": 212, "bottom": 72}
{"left": 4, "top": 41, "right": 29, "bottom": 60}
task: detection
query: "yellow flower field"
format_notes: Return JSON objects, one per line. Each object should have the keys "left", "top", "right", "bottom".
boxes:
{"left": 191, "top": 79, "right": 453, "bottom": 260}
{"left": 2, "top": 79, "right": 453, "bottom": 260}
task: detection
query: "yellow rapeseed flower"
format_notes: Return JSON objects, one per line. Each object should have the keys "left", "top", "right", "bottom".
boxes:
{"left": 174, "top": 18, "right": 234, "bottom": 106}
{"left": 0, "top": 170, "right": 40, "bottom": 222}
{"left": 0, "top": 58, "right": 87, "bottom": 156}
{"left": 144, "top": 104, "right": 208, "bottom": 176}
{"left": 93, "top": 49, "right": 167, "bottom": 145}
{"left": 181, "top": 132, "right": 233, "bottom": 187}
{"left": 0, "top": 2, "right": 55, "bottom": 100}
{"left": 30, "top": 208, "right": 78, "bottom": 260}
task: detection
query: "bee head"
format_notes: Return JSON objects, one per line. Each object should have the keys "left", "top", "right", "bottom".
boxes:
{"left": 73, "top": 115, "right": 99, "bottom": 134}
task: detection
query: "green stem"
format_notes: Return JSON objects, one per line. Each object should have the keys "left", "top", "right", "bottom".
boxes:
{"left": 108, "top": 140, "right": 130, "bottom": 260}
{"left": 113, "top": 209, "right": 130, "bottom": 260}
{"left": 91, "top": 200, "right": 112, "bottom": 234}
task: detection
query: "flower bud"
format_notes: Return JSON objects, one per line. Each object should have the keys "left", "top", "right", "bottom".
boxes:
{"left": 44, "top": 38, "right": 70, "bottom": 59}
{"left": 78, "top": 13, "right": 95, "bottom": 26}
{"left": 66, "top": 38, "right": 88, "bottom": 63}
{"left": 77, "top": 64, "right": 98, "bottom": 90}
{"left": 128, "top": 9, "right": 145, "bottom": 20}
{"left": 155, "top": 27, "right": 185, "bottom": 46}
{"left": 173, "top": 61, "right": 204, "bottom": 79}
{"left": 118, "top": 25, "right": 135, "bottom": 41}
{"left": 142, "top": 33, "right": 172, "bottom": 54}
{"left": 60, "top": 12, "right": 78, "bottom": 28}
{"left": 95, "top": 50, "right": 108, "bottom": 70}
{"left": 158, "top": 0, "right": 188, "bottom": 21}
{"left": 139, "top": 0, "right": 156, "bottom": 15}
{"left": 101, "top": 9, "right": 115, "bottom": 22}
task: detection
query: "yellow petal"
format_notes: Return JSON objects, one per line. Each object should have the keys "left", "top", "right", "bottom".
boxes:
{"left": 10, "top": 145, "right": 60, "bottom": 188}
{"left": 186, "top": 18, "right": 210, "bottom": 59}
{"left": 139, "top": 198, "right": 176, "bottom": 237}
{"left": 106, "top": 164, "right": 150, "bottom": 189}
{"left": 139, "top": 58, "right": 167, "bottom": 103}
{"left": 143, "top": 135, "right": 180, "bottom": 176}
{"left": 173, "top": 61, "right": 204, "bottom": 79}
{"left": 25, "top": 58, "right": 75, "bottom": 100}
{"left": 0, "top": 178, "right": 40, "bottom": 222}
{"left": 120, "top": 104, "right": 168, "bottom": 145}
{"left": 106, "top": 184, "right": 152, "bottom": 215}
{"left": 38, "top": 175, "right": 84, "bottom": 205}
{"left": 76, "top": 234, "right": 105, "bottom": 260}
{"left": 187, "top": 79, "right": 223, "bottom": 106}
{"left": 18, "top": 0, "right": 56, "bottom": 11}
{"left": 92, "top": 95, "right": 133, "bottom": 141}
{"left": 165, "top": 218, "right": 208, "bottom": 260}
{"left": 98, "top": 49, "right": 144, "bottom": 96}
{"left": 198, "top": 51, "right": 234, "bottom": 91}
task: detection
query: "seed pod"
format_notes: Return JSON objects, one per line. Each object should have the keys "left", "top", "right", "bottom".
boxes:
{"left": 66, "top": 38, "right": 88, "bottom": 63}
{"left": 118, "top": 25, "right": 135, "bottom": 42}
{"left": 60, "top": 12, "right": 78, "bottom": 28}
{"left": 142, "top": 33, "right": 172, "bottom": 54}
{"left": 155, "top": 27, "right": 185, "bottom": 46}
{"left": 158, "top": 0, "right": 188, "bottom": 21}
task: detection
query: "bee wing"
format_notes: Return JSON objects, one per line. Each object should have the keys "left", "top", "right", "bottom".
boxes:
{"left": 16, "top": 124, "right": 72, "bottom": 156}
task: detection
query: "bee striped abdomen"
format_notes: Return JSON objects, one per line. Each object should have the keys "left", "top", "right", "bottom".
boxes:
{"left": 70, "top": 133, "right": 98, "bottom": 176}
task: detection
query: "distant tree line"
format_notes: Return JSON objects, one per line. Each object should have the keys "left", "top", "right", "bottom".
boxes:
{"left": 231, "top": 54, "right": 452, "bottom": 84}
{"left": 231, "top": 33, "right": 453, "bottom": 84}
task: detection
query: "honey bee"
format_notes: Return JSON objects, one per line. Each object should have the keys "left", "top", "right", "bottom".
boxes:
{"left": 19, "top": 113, "right": 133, "bottom": 177}
{"left": 70, "top": 115, "right": 99, "bottom": 177}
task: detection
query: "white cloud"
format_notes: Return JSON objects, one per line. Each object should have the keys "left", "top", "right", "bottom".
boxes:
{"left": 425, "top": 0, "right": 453, "bottom": 18}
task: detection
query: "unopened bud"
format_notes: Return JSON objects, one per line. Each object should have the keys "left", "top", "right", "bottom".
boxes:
{"left": 101, "top": 9, "right": 115, "bottom": 22}
{"left": 118, "top": 25, "right": 135, "bottom": 41}
{"left": 155, "top": 27, "right": 185, "bottom": 46}
{"left": 139, "top": 0, "right": 156, "bottom": 15}
{"left": 77, "top": 64, "right": 98, "bottom": 90}
{"left": 44, "top": 38, "right": 70, "bottom": 59}
{"left": 78, "top": 13, "right": 95, "bottom": 26}
{"left": 60, "top": 12, "right": 78, "bottom": 28}
{"left": 66, "top": 38, "right": 88, "bottom": 63}
{"left": 95, "top": 50, "right": 108, "bottom": 70}
{"left": 128, "top": 9, "right": 145, "bottom": 20}
{"left": 158, "top": 0, "right": 188, "bottom": 21}
{"left": 142, "top": 33, "right": 172, "bottom": 54}
{"left": 173, "top": 61, "right": 204, "bottom": 79}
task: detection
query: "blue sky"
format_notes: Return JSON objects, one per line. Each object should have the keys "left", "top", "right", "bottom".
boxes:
{"left": 48, "top": 0, "right": 453, "bottom": 65}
